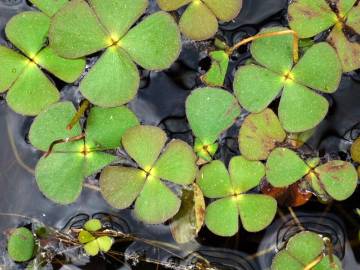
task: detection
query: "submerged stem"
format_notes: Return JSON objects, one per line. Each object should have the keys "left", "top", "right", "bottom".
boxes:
{"left": 226, "top": 30, "right": 299, "bottom": 63}
{"left": 324, "top": 237, "right": 336, "bottom": 268}
{"left": 66, "top": 100, "right": 90, "bottom": 130}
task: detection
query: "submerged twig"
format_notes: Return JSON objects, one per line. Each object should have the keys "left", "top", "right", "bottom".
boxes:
{"left": 226, "top": 30, "right": 299, "bottom": 63}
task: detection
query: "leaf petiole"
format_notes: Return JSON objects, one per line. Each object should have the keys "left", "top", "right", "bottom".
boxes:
{"left": 226, "top": 30, "right": 299, "bottom": 63}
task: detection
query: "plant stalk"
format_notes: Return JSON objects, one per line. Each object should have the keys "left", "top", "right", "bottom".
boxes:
{"left": 66, "top": 100, "right": 90, "bottom": 130}
{"left": 226, "top": 30, "right": 299, "bottom": 63}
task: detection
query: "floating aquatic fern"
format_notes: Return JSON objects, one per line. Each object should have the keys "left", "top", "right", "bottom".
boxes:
{"left": 49, "top": 0, "right": 181, "bottom": 107}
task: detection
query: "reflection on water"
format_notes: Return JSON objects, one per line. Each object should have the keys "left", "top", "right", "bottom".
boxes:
{"left": 1, "top": 0, "right": 360, "bottom": 269}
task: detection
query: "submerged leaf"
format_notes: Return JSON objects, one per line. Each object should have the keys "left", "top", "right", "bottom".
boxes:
{"left": 186, "top": 87, "right": 241, "bottom": 145}
{"left": 238, "top": 109, "right": 286, "bottom": 161}
{"left": 170, "top": 185, "right": 205, "bottom": 244}
{"left": 7, "top": 228, "right": 35, "bottom": 262}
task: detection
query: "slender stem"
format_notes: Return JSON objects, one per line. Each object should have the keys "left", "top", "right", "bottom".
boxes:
{"left": 324, "top": 237, "right": 336, "bottom": 268}
{"left": 66, "top": 100, "right": 90, "bottom": 130}
{"left": 44, "top": 133, "right": 85, "bottom": 157}
{"left": 303, "top": 254, "right": 324, "bottom": 270}
{"left": 227, "top": 30, "right": 299, "bottom": 63}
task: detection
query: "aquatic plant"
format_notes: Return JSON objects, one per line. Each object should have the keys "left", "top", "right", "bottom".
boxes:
{"left": 201, "top": 49, "right": 229, "bottom": 87}
{"left": 271, "top": 231, "right": 342, "bottom": 270}
{"left": 157, "top": 0, "right": 243, "bottom": 41}
{"left": 201, "top": 29, "right": 299, "bottom": 87}
{"left": 233, "top": 26, "right": 342, "bottom": 132}
{"left": 100, "top": 125, "right": 198, "bottom": 224}
{"left": 0, "top": 11, "right": 85, "bottom": 115}
{"left": 29, "top": 101, "right": 139, "bottom": 204}
{"left": 49, "top": 0, "right": 181, "bottom": 107}
{"left": 351, "top": 136, "right": 360, "bottom": 163}
{"left": 7, "top": 227, "right": 35, "bottom": 262}
{"left": 78, "top": 219, "right": 113, "bottom": 256}
{"left": 288, "top": 0, "right": 360, "bottom": 72}
{"left": 186, "top": 87, "right": 241, "bottom": 161}
{"left": 197, "top": 156, "right": 277, "bottom": 236}
{"left": 239, "top": 109, "right": 358, "bottom": 201}
{"left": 29, "top": 0, "right": 68, "bottom": 17}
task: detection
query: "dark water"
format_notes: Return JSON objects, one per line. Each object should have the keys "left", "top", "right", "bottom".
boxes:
{"left": 0, "top": 0, "right": 359, "bottom": 269}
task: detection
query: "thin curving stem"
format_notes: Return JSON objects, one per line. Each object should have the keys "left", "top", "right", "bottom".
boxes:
{"left": 66, "top": 100, "right": 90, "bottom": 130}
{"left": 226, "top": 30, "right": 299, "bottom": 64}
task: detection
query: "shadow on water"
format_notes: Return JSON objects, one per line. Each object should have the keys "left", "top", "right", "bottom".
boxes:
{"left": 0, "top": 0, "right": 359, "bottom": 269}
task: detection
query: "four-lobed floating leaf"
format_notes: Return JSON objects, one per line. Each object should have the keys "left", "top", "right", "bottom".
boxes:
{"left": 266, "top": 148, "right": 358, "bottom": 201}
{"left": 49, "top": 0, "right": 181, "bottom": 107}
{"left": 288, "top": 0, "right": 360, "bottom": 72}
{"left": 7, "top": 227, "right": 35, "bottom": 262}
{"left": 29, "top": 102, "right": 139, "bottom": 204}
{"left": 0, "top": 11, "right": 85, "bottom": 115}
{"left": 100, "top": 125, "right": 198, "bottom": 224}
{"left": 233, "top": 26, "right": 342, "bottom": 132}
{"left": 157, "top": 0, "right": 243, "bottom": 40}
{"left": 78, "top": 219, "right": 113, "bottom": 256}
{"left": 271, "top": 231, "right": 342, "bottom": 270}
{"left": 197, "top": 156, "right": 277, "bottom": 236}
{"left": 186, "top": 87, "right": 241, "bottom": 160}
